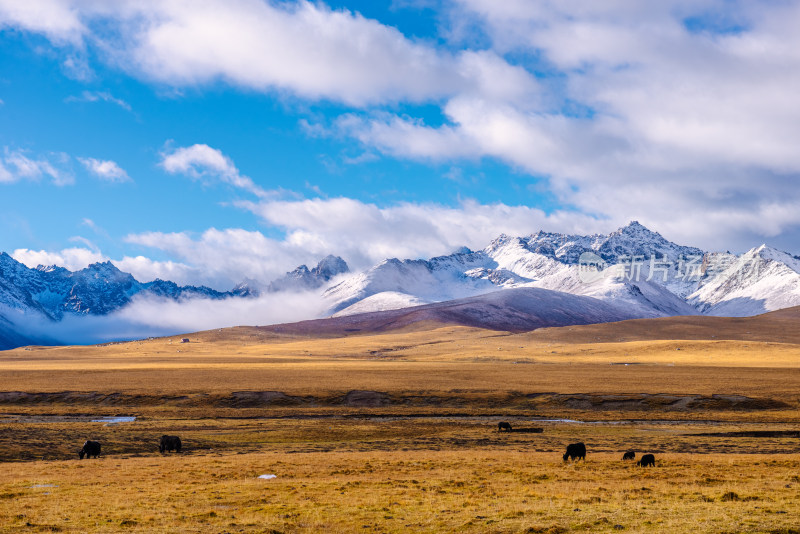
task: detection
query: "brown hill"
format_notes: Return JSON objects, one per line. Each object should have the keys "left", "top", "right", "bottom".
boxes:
{"left": 258, "top": 287, "right": 637, "bottom": 338}
{"left": 204, "top": 298, "right": 799, "bottom": 348}
{"left": 529, "top": 306, "right": 800, "bottom": 345}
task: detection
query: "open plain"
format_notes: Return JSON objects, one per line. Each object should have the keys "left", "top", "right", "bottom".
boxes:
{"left": 2, "top": 308, "right": 800, "bottom": 532}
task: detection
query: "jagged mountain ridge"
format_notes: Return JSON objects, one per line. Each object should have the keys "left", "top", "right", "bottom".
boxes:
{"left": 231, "top": 255, "right": 349, "bottom": 296}
{"left": 0, "top": 252, "right": 232, "bottom": 321}
{"left": 2, "top": 222, "right": 799, "bottom": 350}
{"left": 323, "top": 221, "right": 800, "bottom": 319}
{"left": 324, "top": 222, "right": 707, "bottom": 317}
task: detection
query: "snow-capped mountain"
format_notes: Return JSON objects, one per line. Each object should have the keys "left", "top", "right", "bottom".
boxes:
{"left": 0, "top": 252, "right": 230, "bottom": 322}
{"left": 324, "top": 221, "right": 800, "bottom": 319}
{"left": 689, "top": 245, "right": 800, "bottom": 316}
{"left": 2, "top": 221, "right": 800, "bottom": 350}
{"left": 267, "top": 255, "right": 349, "bottom": 293}
{"left": 230, "top": 255, "right": 349, "bottom": 296}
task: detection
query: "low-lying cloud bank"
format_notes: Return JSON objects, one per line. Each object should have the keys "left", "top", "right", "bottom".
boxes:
{"left": 6, "top": 290, "right": 329, "bottom": 346}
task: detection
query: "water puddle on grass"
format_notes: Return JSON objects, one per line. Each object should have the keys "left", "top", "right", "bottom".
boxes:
{"left": 1, "top": 414, "right": 137, "bottom": 424}
{"left": 91, "top": 416, "right": 136, "bottom": 424}
{"left": 358, "top": 415, "right": 731, "bottom": 426}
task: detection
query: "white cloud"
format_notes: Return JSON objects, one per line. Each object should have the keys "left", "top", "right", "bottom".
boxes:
{"left": 0, "top": 160, "right": 12, "bottom": 183}
{"left": 3, "top": 0, "right": 800, "bottom": 255}
{"left": 113, "top": 255, "right": 198, "bottom": 285}
{"left": 160, "top": 144, "right": 268, "bottom": 198}
{"left": 66, "top": 90, "right": 131, "bottom": 111}
{"left": 12, "top": 247, "right": 106, "bottom": 271}
{"left": 0, "top": 0, "right": 84, "bottom": 45}
{"left": 123, "top": 227, "right": 313, "bottom": 289}
{"left": 8, "top": 290, "right": 329, "bottom": 345}
{"left": 1, "top": 148, "right": 73, "bottom": 186}
{"left": 12, "top": 245, "right": 203, "bottom": 287}
{"left": 236, "top": 196, "right": 605, "bottom": 270}
{"left": 78, "top": 157, "right": 130, "bottom": 183}
{"left": 0, "top": 0, "right": 541, "bottom": 107}
{"left": 329, "top": 1, "right": 800, "bottom": 251}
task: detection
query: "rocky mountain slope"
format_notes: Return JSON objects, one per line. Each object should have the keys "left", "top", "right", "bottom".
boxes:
{"left": 0, "top": 252, "right": 231, "bottom": 321}
{"left": 2, "top": 222, "right": 799, "bottom": 349}
{"left": 323, "top": 221, "right": 797, "bottom": 319}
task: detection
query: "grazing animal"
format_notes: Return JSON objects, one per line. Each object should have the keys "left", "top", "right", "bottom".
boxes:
{"left": 563, "top": 442, "right": 586, "bottom": 462}
{"left": 159, "top": 435, "right": 182, "bottom": 453}
{"left": 79, "top": 440, "right": 101, "bottom": 459}
{"left": 622, "top": 450, "right": 636, "bottom": 461}
{"left": 638, "top": 454, "right": 655, "bottom": 467}
{"left": 498, "top": 421, "right": 513, "bottom": 432}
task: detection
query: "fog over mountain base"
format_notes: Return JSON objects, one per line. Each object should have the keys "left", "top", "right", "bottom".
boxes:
{"left": 2, "top": 221, "right": 800, "bottom": 349}
{"left": 3, "top": 290, "right": 328, "bottom": 346}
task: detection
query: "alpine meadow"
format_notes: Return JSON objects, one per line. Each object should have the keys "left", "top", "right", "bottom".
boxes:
{"left": 2, "top": 1, "right": 800, "bottom": 533}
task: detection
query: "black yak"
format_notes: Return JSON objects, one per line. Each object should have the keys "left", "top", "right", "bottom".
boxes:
{"left": 622, "top": 450, "right": 636, "bottom": 460}
{"left": 79, "top": 440, "right": 101, "bottom": 459}
{"left": 638, "top": 454, "right": 655, "bottom": 467}
{"left": 563, "top": 442, "right": 586, "bottom": 462}
{"left": 498, "top": 421, "right": 513, "bottom": 432}
{"left": 159, "top": 435, "right": 182, "bottom": 453}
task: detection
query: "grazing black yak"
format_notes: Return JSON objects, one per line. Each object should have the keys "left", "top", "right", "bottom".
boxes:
{"left": 638, "top": 454, "right": 655, "bottom": 467}
{"left": 159, "top": 435, "right": 182, "bottom": 453}
{"left": 79, "top": 440, "right": 101, "bottom": 459}
{"left": 498, "top": 421, "right": 513, "bottom": 432}
{"left": 622, "top": 450, "right": 636, "bottom": 460}
{"left": 563, "top": 442, "right": 586, "bottom": 462}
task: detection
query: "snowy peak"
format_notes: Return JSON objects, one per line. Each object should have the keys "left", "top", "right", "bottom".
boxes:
{"left": 311, "top": 255, "right": 349, "bottom": 280}
{"left": 268, "top": 255, "right": 349, "bottom": 293}
{"left": 0, "top": 253, "right": 231, "bottom": 323}
{"left": 689, "top": 244, "right": 800, "bottom": 316}
{"left": 596, "top": 221, "right": 703, "bottom": 263}
{"left": 503, "top": 221, "right": 703, "bottom": 267}
{"left": 4, "top": 221, "right": 800, "bottom": 350}
{"left": 749, "top": 244, "right": 800, "bottom": 273}
{"left": 326, "top": 221, "right": 800, "bottom": 319}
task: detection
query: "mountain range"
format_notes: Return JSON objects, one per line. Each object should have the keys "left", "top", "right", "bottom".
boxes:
{"left": 2, "top": 221, "right": 799, "bottom": 349}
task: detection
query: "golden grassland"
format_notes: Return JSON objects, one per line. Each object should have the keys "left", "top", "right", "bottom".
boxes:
{"left": 2, "top": 316, "right": 800, "bottom": 532}
{"left": 2, "top": 326, "right": 800, "bottom": 394}
{"left": 3, "top": 448, "right": 800, "bottom": 533}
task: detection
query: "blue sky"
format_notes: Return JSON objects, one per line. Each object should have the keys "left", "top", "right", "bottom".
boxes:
{"left": 1, "top": 0, "right": 799, "bottom": 290}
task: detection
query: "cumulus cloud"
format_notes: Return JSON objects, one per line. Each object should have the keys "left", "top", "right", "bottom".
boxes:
{"left": 12, "top": 247, "right": 106, "bottom": 271}
{"left": 124, "top": 227, "right": 314, "bottom": 289}
{"left": 332, "top": 2, "right": 800, "bottom": 251}
{"left": 0, "top": 0, "right": 84, "bottom": 45}
{"left": 3, "top": 0, "right": 800, "bottom": 255}
{"left": 112, "top": 256, "right": 198, "bottom": 286}
{"left": 237, "top": 197, "right": 608, "bottom": 271}
{"left": 0, "top": 0, "right": 542, "bottom": 107}
{"left": 78, "top": 157, "right": 130, "bottom": 183}
{"left": 160, "top": 144, "right": 268, "bottom": 198}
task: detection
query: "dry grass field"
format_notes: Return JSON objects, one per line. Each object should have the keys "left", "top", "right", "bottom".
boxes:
{"left": 2, "top": 309, "right": 800, "bottom": 532}
{"left": 4, "top": 449, "right": 800, "bottom": 533}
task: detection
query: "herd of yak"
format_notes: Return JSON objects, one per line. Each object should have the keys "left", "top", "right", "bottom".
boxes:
{"left": 499, "top": 421, "right": 657, "bottom": 467}
{"left": 77, "top": 435, "right": 181, "bottom": 459}
{"left": 79, "top": 423, "right": 656, "bottom": 466}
